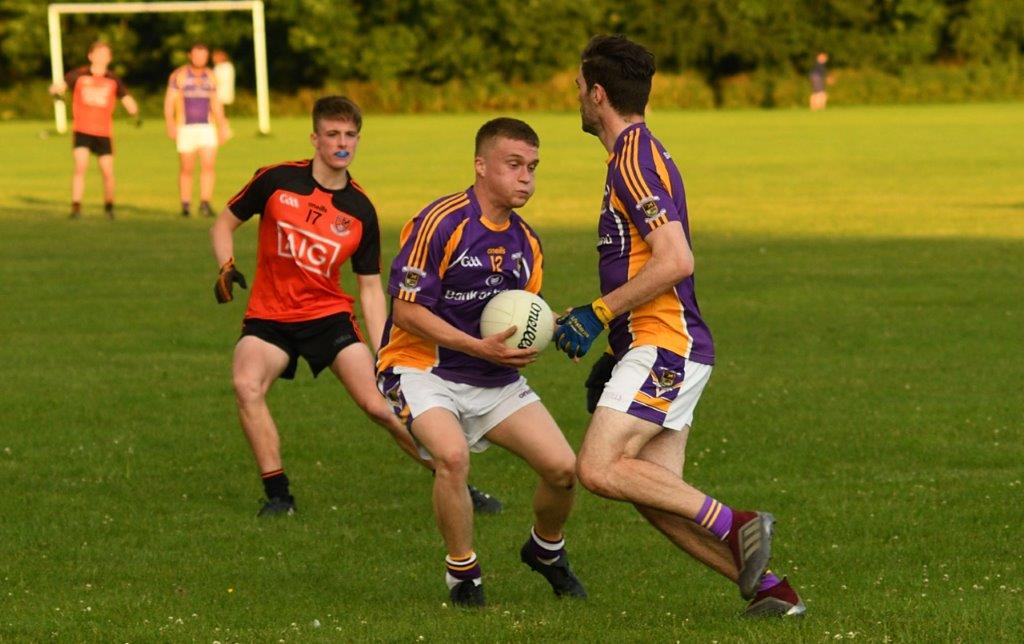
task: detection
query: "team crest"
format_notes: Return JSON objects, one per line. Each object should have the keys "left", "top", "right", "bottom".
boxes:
{"left": 637, "top": 195, "right": 664, "bottom": 221}
{"left": 331, "top": 215, "right": 351, "bottom": 236}
{"left": 400, "top": 266, "right": 425, "bottom": 292}
{"left": 650, "top": 367, "right": 683, "bottom": 397}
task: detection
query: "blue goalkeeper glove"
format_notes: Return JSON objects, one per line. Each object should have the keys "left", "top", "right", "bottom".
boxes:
{"left": 554, "top": 298, "right": 614, "bottom": 359}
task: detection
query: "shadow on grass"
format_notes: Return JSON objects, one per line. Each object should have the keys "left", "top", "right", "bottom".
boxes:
{"left": 3, "top": 195, "right": 176, "bottom": 220}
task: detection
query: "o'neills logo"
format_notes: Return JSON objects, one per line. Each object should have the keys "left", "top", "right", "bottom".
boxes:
{"left": 517, "top": 301, "right": 543, "bottom": 348}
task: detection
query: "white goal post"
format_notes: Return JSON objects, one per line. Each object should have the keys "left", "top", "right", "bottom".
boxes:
{"left": 47, "top": 1, "right": 270, "bottom": 134}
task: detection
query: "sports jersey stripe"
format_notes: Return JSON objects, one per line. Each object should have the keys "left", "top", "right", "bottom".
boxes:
{"left": 438, "top": 219, "right": 470, "bottom": 278}
{"left": 407, "top": 193, "right": 466, "bottom": 268}
{"left": 519, "top": 221, "right": 544, "bottom": 294}
{"left": 609, "top": 191, "right": 629, "bottom": 257}
{"left": 622, "top": 130, "right": 650, "bottom": 205}
{"left": 615, "top": 131, "right": 646, "bottom": 206}
{"left": 411, "top": 194, "right": 468, "bottom": 266}
{"left": 650, "top": 140, "right": 674, "bottom": 199}
{"left": 227, "top": 160, "right": 310, "bottom": 208}
{"left": 633, "top": 390, "right": 671, "bottom": 413}
{"left": 408, "top": 194, "right": 469, "bottom": 270}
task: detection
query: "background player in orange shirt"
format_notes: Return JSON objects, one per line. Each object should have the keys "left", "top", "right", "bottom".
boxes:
{"left": 49, "top": 41, "right": 139, "bottom": 219}
{"left": 209, "top": 96, "right": 501, "bottom": 517}
{"left": 165, "top": 43, "right": 231, "bottom": 218}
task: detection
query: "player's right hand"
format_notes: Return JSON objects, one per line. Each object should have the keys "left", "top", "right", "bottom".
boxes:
{"left": 214, "top": 258, "right": 247, "bottom": 304}
{"left": 475, "top": 326, "right": 538, "bottom": 368}
{"left": 166, "top": 125, "right": 177, "bottom": 141}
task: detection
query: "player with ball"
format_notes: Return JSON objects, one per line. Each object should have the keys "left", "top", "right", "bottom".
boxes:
{"left": 376, "top": 118, "right": 585, "bottom": 607}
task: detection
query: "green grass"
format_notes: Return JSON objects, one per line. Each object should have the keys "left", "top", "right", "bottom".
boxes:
{"left": 1, "top": 104, "right": 1022, "bottom": 641}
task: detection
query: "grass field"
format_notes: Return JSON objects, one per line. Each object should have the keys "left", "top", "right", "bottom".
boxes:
{"left": 2, "top": 104, "right": 1023, "bottom": 641}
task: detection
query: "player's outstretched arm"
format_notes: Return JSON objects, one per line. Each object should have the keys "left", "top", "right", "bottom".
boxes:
{"left": 554, "top": 221, "right": 692, "bottom": 360}
{"left": 163, "top": 84, "right": 177, "bottom": 140}
{"left": 210, "top": 208, "right": 247, "bottom": 303}
{"left": 601, "top": 220, "right": 693, "bottom": 316}
{"left": 355, "top": 274, "right": 387, "bottom": 353}
{"left": 121, "top": 95, "right": 141, "bottom": 126}
{"left": 392, "top": 299, "right": 537, "bottom": 368}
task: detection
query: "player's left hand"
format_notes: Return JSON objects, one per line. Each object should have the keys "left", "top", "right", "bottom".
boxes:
{"left": 554, "top": 302, "right": 608, "bottom": 360}
{"left": 214, "top": 258, "right": 247, "bottom": 303}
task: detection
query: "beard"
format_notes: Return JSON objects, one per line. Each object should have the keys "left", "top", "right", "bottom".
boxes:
{"left": 580, "top": 107, "right": 599, "bottom": 135}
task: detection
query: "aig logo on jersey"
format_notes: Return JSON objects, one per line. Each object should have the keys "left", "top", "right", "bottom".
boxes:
{"left": 277, "top": 221, "right": 341, "bottom": 276}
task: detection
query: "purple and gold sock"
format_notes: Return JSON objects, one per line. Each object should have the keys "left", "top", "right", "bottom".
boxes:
{"left": 694, "top": 495, "right": 734, "bottom": 540}
{"left": 444, "top": 552, "right": 482, "bottom": 590}
{"left": 758, "top": 570, "right": 783, "bottom": 594}
{"left": 530, "top": 527, "right": 565, "bottom": 565}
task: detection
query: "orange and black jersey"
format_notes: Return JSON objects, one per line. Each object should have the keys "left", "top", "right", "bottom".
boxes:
{"left": 227, "top": 159, "right": 381, "bottom": 323}
{"left": 65, "top": 66, "right": 129, "bottom": 138}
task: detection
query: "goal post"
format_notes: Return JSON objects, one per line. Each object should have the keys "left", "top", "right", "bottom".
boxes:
{"left": 47, "top": 0, "right": 270, "bottom": 134}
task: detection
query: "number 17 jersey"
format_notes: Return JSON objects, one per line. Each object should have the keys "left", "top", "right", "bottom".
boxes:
{"left": 227, "top": 159, "right": 382, "bottom": 322}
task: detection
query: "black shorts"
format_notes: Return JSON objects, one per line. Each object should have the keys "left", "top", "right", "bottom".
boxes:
{"left": 240, "top": 312, "right": 364, "bottom": 380}
{"left": 73, "top": 132, "right": 113, "bottom": 156}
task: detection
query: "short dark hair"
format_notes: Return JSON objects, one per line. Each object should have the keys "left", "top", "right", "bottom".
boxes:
{"left": 474, "top": 117, "right": 540, "bottom": 155}
{"left": 88, "top": 41, "right": 110, "bottom": 54}
{"left": 190, "top": 42, "right": 209, "bottom": 52}
{"left": 312, "top": 95, "right": 363, "bottom": 132}
{"left": 581, "top": 35, "right": 656, "bottom": 117}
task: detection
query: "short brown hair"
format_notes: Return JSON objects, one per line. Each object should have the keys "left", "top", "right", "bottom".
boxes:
{"left": 474, "top": 117, "right": 539, "bottom": 155}
{"left": 312, "top": 95, "right": 363, "bottom": 133}
{"left": 88, "top": 41, "right": 110, "bottom": 54}
{"left": 581, "top": 35, "right": 656, "bottom": 117}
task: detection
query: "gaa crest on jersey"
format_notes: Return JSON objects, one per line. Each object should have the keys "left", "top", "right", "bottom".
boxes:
{"left": 331, "top": 214, "right": 351, "bottom": 236}
{"left": 400, "top": 266, "right": 425, "bottom": 292}
{"left": 637, "top": 195, "right": 664, "bottom": 221}
{"left": 650, "top": 367, "right": 683, "bottom": 397}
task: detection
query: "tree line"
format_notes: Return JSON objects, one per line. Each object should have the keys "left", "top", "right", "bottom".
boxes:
{"left": 1, "top": 0, "right": 1021, "bottom": 106}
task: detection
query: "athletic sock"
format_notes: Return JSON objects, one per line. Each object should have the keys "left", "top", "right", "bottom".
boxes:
{"left": 71, "top": 202, "right": 81, "bottom": 215}
{"left": 758, "top": 570, "right": 783, "bottom": 593}
{"left": 529, "top": 526, "right": 566, "bottom": 565}
{"left": 694, "top": 495, "right": 734, "bottom": 540}
{"left": 444, "top": 552, "right": 482, "bottom": 590}
{"left": 261, "top": 469, "right": 290, "bottom": 500}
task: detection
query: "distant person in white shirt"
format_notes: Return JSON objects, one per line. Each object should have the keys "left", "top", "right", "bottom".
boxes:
{"left": 212, "top": 49, "right": 235, "bottom": 108}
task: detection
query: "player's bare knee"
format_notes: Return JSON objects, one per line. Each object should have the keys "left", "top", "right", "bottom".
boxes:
{"left": 576, "top": 458, "right": 612, "bottom": 497}
{"left": 542, "top": 457, "right": 577, "bottom": 490}
{"left": 232, "top": 375, "right": 265, "bottom": 406}
{"left": 432, "top": 449, "right": 470, "bottom": 480}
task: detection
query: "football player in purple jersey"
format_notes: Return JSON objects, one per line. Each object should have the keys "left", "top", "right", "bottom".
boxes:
{"left": 557, "top": 35, "right": 805, "bottom": 617}
{"left": 376, "top": 118, "right": 586, "bottom": 607}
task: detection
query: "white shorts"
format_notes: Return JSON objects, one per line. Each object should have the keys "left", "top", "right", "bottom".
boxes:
{"left": 378, "top": 369, "right": 540, "bottom": 457}
{"left": 176, "top": 123, "right": 218, "bottom": 153}
{"left": 596, "top": 345, "right": 713, "bottom": 431}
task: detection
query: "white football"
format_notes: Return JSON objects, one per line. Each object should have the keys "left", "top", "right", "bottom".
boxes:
{"left": 480, "top": 289, "right": 554, "bottom": 352}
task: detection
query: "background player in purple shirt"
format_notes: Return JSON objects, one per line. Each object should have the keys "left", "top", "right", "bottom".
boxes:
{"left": 376, "top": 119, "right": 585, "bottom": 607}
{"left": 556, "top": 35, "right": 805, "bottom": 617}
{"left": 164, "top": 43, "right": 231, "bottom": 217}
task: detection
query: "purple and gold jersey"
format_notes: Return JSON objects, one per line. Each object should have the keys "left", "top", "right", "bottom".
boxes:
{"left": 598, "top": 123, "right": 714, "bottom": 364}
{"left": 168, "top": 66, "right": 216, "bottom": 125}
{"left": 377, "top": 187, "right": 544, "bottom": 387}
